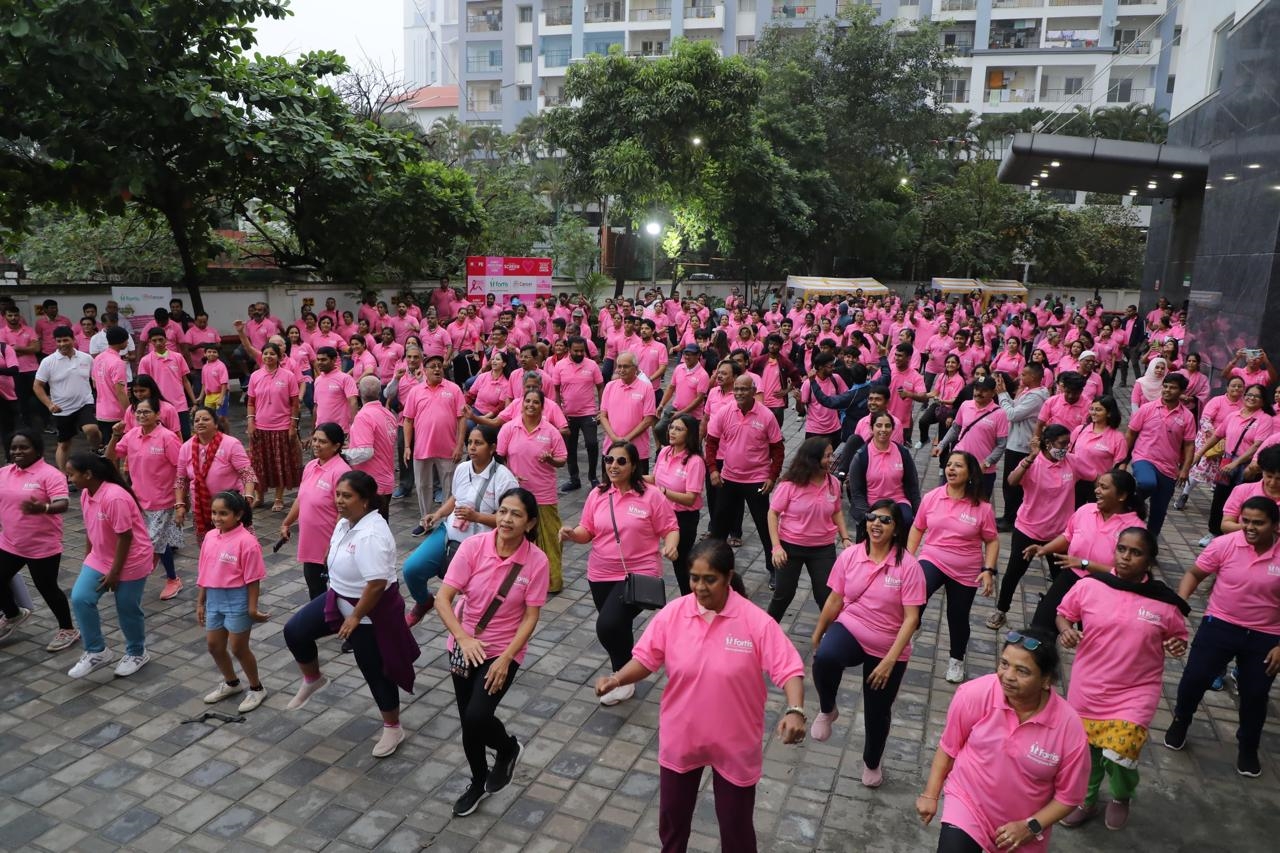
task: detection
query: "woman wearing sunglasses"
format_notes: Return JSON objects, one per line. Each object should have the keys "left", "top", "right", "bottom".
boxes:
{"left": 1055, "top": 528, "right": 1189, "bottom": 830}
{"left": 560, "top": 441, "right": 679, "bottom": 707}
{"left": 917, "top": 627, "right": 1090, "bottom": 853}
{"left": 810, "top": 501, "right": 924, "bottom": 788}
{"left": 849, "top": 411, "right": 922, "bottom": 539}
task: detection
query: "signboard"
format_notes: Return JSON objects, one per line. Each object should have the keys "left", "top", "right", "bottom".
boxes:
{"left": 465, "top": 256, "right": 553, "bottom": 305}
{"left": 111, "top": 286, "right": 173, "bottom": 336}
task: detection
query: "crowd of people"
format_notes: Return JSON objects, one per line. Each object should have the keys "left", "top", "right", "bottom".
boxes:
{"left": 0, "top": 285, "right": 1277, "bottom": 851}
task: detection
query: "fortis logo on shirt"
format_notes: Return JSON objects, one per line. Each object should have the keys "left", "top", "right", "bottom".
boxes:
{"left": 1027, "top": 742, "right": 1061, "bottom": 767}
{"left": 724, "top": 634, "right": 755, "bottom": 654}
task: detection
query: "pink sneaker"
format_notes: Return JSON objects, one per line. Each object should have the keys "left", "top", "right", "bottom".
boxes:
{"left": 405, "top": 598, "right": 433, "bottom": 627}
{"left": 861, "top": 763, "right": 883, "bottom": 788}
{"left": 160, "top": 578, "right": 183, "bottom": 600}
{"left": 810, "top": 709, "right": 839, "bottom": 742}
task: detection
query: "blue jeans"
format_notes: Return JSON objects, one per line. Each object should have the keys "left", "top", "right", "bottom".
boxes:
{"left": 1174, "top": 615, "right": 1280, "bottom": 752}
{"left": 1131, "top": 459, "right": 1174, "bottom": 538}
{"left": 70, "top": 565, "right": 147, "bottom": 656}
{"left": 403, "top": 525, "right": 449, "bottom": 605}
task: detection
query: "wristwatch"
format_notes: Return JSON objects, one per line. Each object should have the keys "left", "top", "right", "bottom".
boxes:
{"left": 1080, "top": 558, "right": 1090, "bottom": 570}
{"left": 1026, "top": 818, "right": 1044, "bottom": 840}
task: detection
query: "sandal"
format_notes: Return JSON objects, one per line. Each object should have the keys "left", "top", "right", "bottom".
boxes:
{"left": 727, "top": 536, "right": 743, "bottom": 548}
{"left": 986, "top": 611, "right": 1007, "bottom": 630}
{"left": 271, "top": 500, "right": 285, "bottom": 514}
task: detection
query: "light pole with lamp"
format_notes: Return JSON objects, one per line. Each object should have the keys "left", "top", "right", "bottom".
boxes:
{"left": 646, "top": 221, "right": 661, "bottom": 292}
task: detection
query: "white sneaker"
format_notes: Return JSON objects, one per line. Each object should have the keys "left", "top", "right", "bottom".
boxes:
{"left": 1198, "top": 534, "right": 1213, "bottom": 547}
{"left": 204, "top": 681, "right": 245, "bottom": 704}
{"left": 46, "top": 628, "right": 80, "bottom": 652}
{"left": 913, "top": 441, "right": 923, "bottom": 450}
{"left": 599, "top": 683, "right": 636, "bottom": 706}
{"left": 68, "top": 648, "right": 115, "bottom": 678}
{"left": 945, "top": 657, "right": 966, "bottom": 684}
{"left": 0, "top": 606, "right": 32, "bottom": 641}
{"left": 237, "top": 688, "right": 267, "bottom": 713}
{"left": 114, "top": 652, "right": 151, "bottom": 677}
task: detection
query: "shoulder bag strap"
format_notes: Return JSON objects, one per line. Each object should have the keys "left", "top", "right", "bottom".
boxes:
{"left": 473, "top": 561, "right": 524, "bottom": 636}
{"left": 1229, "top": 416, "right": 1258, "bottom": 456}
{"left": 469, "top": 461, "right": 497, "bottom": 511}
{"left": 608, "top": 493, "right": 629, "bottom": 575}
{"left": 956, "top": 406, "right": 997, "bottom": 444}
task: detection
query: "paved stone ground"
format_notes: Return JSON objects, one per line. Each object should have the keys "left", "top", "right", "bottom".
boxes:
{"left": 2, "top": 390, "right": 1280, "bottom": 853}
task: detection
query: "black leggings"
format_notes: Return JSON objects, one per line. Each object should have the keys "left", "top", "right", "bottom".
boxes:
{"left": 565, "top": 414, "right": 600, "bottom": 484}
{"left": 917, "top": 404, "right": 946, "bottom": 445}
{"left": 995, "top": 527, "right": 1048, "bottom": 614}
{"left": 589, "top": 579, "right": 643, "bottom": 672}
{"left": 937, "top": 824, "right": 983, "bottom": 853}
{"left": 812, "top": 623, "right": 907, "bottom": 769}
{"left": 1208, "top": 481, "right": 1233, "bottom": 536}
{"left": 1032, "top": 567, "right": 1082, "bottom": 633}
{"left": 921, "top": 560, "right": 978, "bottom": 661}
{"left": 672, "top": 510, "right": 701, "bottom": 595}
{"left": 283, "top": 594, "right": 399, "bottom": 712}
{"left": 0, "top": 550, "right": 72, "bottom": 628}
{"left": 453, "top": 657, "right": 519, "bottom": 783}
{"left": 302, "top": 562, "right": 328, "bottom": 600}
{"left": 766, "top": 541, "right": 835, "bottom": 621}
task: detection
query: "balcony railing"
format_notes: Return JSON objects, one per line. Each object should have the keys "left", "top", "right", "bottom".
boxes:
{"left": 545, "top": 8, "right": 572, "bottom": 25}
{"left": 630, "top": 7, "right": 672, "bottom": 21}
{"left": 938, "top": 0, "right": 977, "bottom": 11}
{"left": 988, "top": 31, "right": 1041, "bottom": 49}
{"left": 771, "top": 5, "right": 818, "bottom": 21}
{"left": 1048, "top": 0, "right": 1102, "bottom": 5}
{"left": 1116, "top": 39, "right": 1152, "bottom": 55}
{"left": 627, "top": 47, "right": 669, "bottom": 57}
{"left": 1117, "top": 0, "right": 1157, "bottom": 5}
{"left": 943, "top": 40, "right": 975, "bottom": 57}
{"left": 686, "top": 4, "right": 717, "bottom": 18}
{"left": 1039, "top": 87, "right": 1093, "bottom": 103}
{"left": 585, "top": 8, "right": 623, "bottom": 23}
{"left": 1106, "top": 86, "right": 1147, "bottom": 103}
{"left": 940, "top": 87, "right": 970, "bottom": 103}
{"left": 543, "top": 49, "right": 571, "bottom": 67}
{"left": 466, "top": 14, "right": 502, "bottom": 32}
{"left": 984, "top": 88, "right": 1037, "bottom": 104}
{"left": 465, "top": 58, "right": 503, "bottom": 73}
{"left": 992, "top": 0, "right": 1042, "bottom": 8}
{"left": 544, "top": 93, "right": 570, "bottom": 106}
{"left": 467, "top": 96, "right": 502, "bottom": 113}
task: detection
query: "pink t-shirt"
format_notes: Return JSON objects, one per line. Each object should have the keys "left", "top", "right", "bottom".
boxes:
{"left": 497, "top": 418, "right": 567, "bottom": 506}
{"left": 295, "top": 456, "right": 351, "bottom": 564}
{"left": 80, "top": 482, "right": 156, "bottom": 581}
{"left": 200, "top": 360, "right": 230, "bottom": 402}
{"left": 708, "top": 401, "right": 784, "bottom": 483}
{"left": 862, "top": 442, "right": 909, "bottom": 504}
{"left": 312, "top": 369, "right": 358, "bottom": 431}
{"left": 669, "top": 363, "right": 710, "bottom": 418}
{"left": 1202, "top": 393, "right": 1243, "bottom": 433}
{"left": 177, "top": 435, "right": 253, "bottom": 496}
{"left": 370, "top": 341, "right": 404, "bottom": 383}
{"left": 508, "top": 368, "right": 555, "bottom": 400}
{"left": 630, "top": 591, "right": 805, "bottom": 787}
{"left": 1066, "top": 424, "right": 1127, "bottom": 482}
{"left": 1226, "top": 364, "right": 1271, "bottom": 388}
{"left": 197, "top": 524, "right": 267, "bottom": 590}
{"left": 800, "top": 374, "right": 848, "bottom": 435}
{"left": 1014, "top": 454, "right": 1076, "bottom": 541}
{"left": 1128, "top": 400, "right": 1195, "bottom": 478}
{"left": 1223, "top": 480, "right": 1280, "bottom": 522}
{"left": 931, "top": 372, "right": 966, "bottom": 404}
{"left": 347, "top": 402, "right": 398, "bottom": 493}
{"left": 887, "top": 369, "right": 926, "bottom": 441}
{"left": 0, "top": 460, "right": 68, "bottom": 558}
{"left": 1197, "top": 531, "right": 1280, "bottom": 633}
{"left": 443, "top": 532, "right": 549, "bottom": 665}
{"left": 347, "top": 350, "right": 377, "bottom": 379}
{"left": 829, "top": 544, "right": 926, "bottom": 661}
{"left": 601, "top": 378, "right": 658, "bottom": 459}
{"left": 769, "top": 476, "right": 842, "bottom": 547}
{"left": 635, "top": 339, "right": 669, "bottom": 381}
{"left": 1038, "top": 394, "right": 1089, "bottom": 431}
{"left": 939, "top": 674, "right": 1089, "bottom": 853}
{"left": 137, "top": 350, "right": 189, "bottom": 406}
{"left": 653, "top": 446, "right": 707, "bottom": 512}
{"left": 579, "top": 485, "right": 679, "bottom": 581}
{"left": 419, "top": 325, "right": 452, "bottom": 359}
{"left": 247, "top": 368, "right": 300, "bottom": 431}
{"left": 552, "top": 357, "right": 603, "bottom": 417}
{"left": 1061, "top": 504, "right": 1146, "bottom": 578}
{"left": 0, "top": 323, "right": 39, "bottom": 371}
{"left": 1058, "top": 579, "right": 1186, "bottom": 727}
{"left": 1219, "top": 408, "right": 1272, "bottom": 459}
{"left": 183, "top": 325, "right": 221, "bottom": 370}
{"left": 913, "top": 487, "right": 997, "bottom": 585}
{"left": 112, "top": 425, "right": 181, "bottom": 510}
{"left": 470, "top": 371, "right": 512, "bottom": 415}
{"left": 91, "top": 348, "right": 129, "bottom": 421}
{"left": 402, "top": 380, "right": 465, "bottom": 459}
{"left": 953, "top": 401, "right": 1009, "bottom": 473}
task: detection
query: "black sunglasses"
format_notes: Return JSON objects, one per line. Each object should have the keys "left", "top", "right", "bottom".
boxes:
{"left": 865, "top": 513, "right": 894, "bottom": 525}
{"left": 1004, "top": 630, "right": 1042, "bottom": 651}
{"left": 603, "top": 455, "right": 630, "bottom": 465}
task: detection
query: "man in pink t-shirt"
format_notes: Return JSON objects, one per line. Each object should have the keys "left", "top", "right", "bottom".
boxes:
{"left": 138, "top": 327, "right": 195, "bottom": 437}
{"left": 401, "top": 355, "right": 466, "bottom": 532}
{"left": 311, "top": 348, "right": 358, "bottom": 431}
{"left": 181, "top": 313, "right": 221, "bottom": 396}
{"left": 706, "top": 374, "right": 785, "bottom": 551}
{"left": 1125, "top": 372, "right": 1195, "bottom": 538}
{"left": 343, "top": 376, "right": 398, "bottom": 512}
{"left": 599, "top": 353, "right": 657, "bottom": 474}
{"left": 34, "top": 300, "right": 73, "bottom": 356}
{"left": 553, "top": 337, "right": 604, "bottom": 490}
{"left": 91, "top": 329, "right": 131, "bottom": 428}
{"left": 658, "top": 346, "right": 710, "bottom": 422}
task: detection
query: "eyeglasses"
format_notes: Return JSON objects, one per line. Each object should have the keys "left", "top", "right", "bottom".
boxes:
{"left": 1004, "top": 630, "right": 1042, "bottom": 651}
{"left": 865, "top": 513, "right": 894, "bottom": 525}
{"left": 603, "top": 456, "right": 630, "bottom": 465}
{"left": 1244, "top": 393, "right": 1263, "bottom": 400}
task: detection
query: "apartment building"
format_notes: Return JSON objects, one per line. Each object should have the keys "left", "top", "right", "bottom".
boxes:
{"left": 403, "top": 0, "right": 1179, "bottom": 134}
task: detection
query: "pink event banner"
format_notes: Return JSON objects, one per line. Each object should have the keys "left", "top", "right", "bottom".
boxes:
{"left": 465, "top": 256, "right": 553, "bottom": 304}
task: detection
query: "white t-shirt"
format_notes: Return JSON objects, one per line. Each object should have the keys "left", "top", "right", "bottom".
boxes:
{"left": 35, "top": 350, "right": 95, "bottom": 413}
{"left": 447, "top": 460, "right": 520, "bottom": 543}
{"left": 326, "top": 511, "right": 399, "bottom": 621}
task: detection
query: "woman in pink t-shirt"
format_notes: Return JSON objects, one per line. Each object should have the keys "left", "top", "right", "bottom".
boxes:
{"left": 1191, "top": 383, "right": 1273, "bottom": 544}
{"left": 280, "top": 422, "right": 351, "bottom": 600}
{"left": 917, "top": 628, "right": 1090, "bottom": 853}
{"left": 106, "top": 400, "right": 184, "bottom": 601}
{"left": 1056, "top": 528, "right": 1189, "bottom": 831}
{"left": 65, "top": 452, "right": 157, "bottom": 679}
{"left": 123, "top": 375, "right": 181, "bottom": 434}
{"left": 810, "top": 500, "right": 925, "bottom": 788}
{"left": 246, "top": 342, "right": 302, "bottom": 513}
{"left": 346, "top": 334, "right": 377, "bottom": 380}
{"left": 766, "top": 437, "right": 852, "bottom": 623}
{"left": 594, "top": 539, "right": 805, "bottom": 852}
{"left": 0, "top": 429, "right": 77, "bottom": 651}
{"left": 174, "top": 407, "right": 258, "bottom": 542}
{"left": 989, "top": 426, "right": 1075, "bottom": 631}
{"left": 646, "top": 414, "right": 707, "bottom": 595}
{"left": 1066, "top": 395, "right": 1127, "bottom": 507}
{"left": 1181, "top": 376, "right": 1245, "bottom": 507}
{"left": 917, "top": 354, "right": 965, "bottom": 448}
{"left": 437, "top": 488, "right": 549, "bottom": 817}
{"left": 907, "top": 451, "right": 999, "bottom": 685}
{"left": 560, "top": 440, "right": 678, "bottom": 707}
{"left": 467, "top": 352, "right": 512, "bottom": 419}
{"left": 497, "top": 390, "right": 568, "bottom": 591}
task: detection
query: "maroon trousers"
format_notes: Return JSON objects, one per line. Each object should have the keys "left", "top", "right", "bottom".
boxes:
{"left": 659, "top": 765, "right": 757, "bottom": 853}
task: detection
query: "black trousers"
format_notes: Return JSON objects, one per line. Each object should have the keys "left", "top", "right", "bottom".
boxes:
{"left": 302, "top": 562, "right": 328, "bottom": 600}
{"left": 812, "top": 622, "right": 907, "bottom": 769}
{"left": 1208, "top": 480, "right": 1233, "bottom": 536}
{"left": 917, "top": 404, "right": 945, "bottom": 445}
{"left": 453, "top": 657, "right": 519, "bottom": 783}
{"left": 937, "top": 824, "right": 983, "bottom": 853}
{"left": 672, "top": 509, "right": 701, "bottom": 595}
{"left": 921, "top": 560, "right": 978, "bottom": 661}
{"left": 0, "top": 549, "right": 72, "bottom": 628}
{"left": 0, "top": 398, "right": 18, "bottom": 461}
{"left": 996, "top": 526, "right": 1048, "bottom": 614}
{"left": 705, "top": 463, "right": 742, "bottom": 539}
{"left": 1174, "top": 616, "right": 1279, "bottom": 753}
{"left": 565, "top": 415, "right": 599, "bottom": 484}
{"left": 1000, "top": 450, "right": 1028, "bottom": 524}
{"left": 709, "top": 478, "right": 770, "bottom": 549}
{"left": 1073, "top": 479, "right": 1096, "bottom": 509}
{"left": 1032, "top": 566, "right": 1082, "bottom": 633}
{"left": 766, "top": 541, "right": 835, "bottom": 621}
{"left": 283, "top": 594, "right": 399, "bottom": 711}
{"left": 589, "top": 579, "right": 643, "bottom": 672}
{"left": 15, "top": 372, "right": 41, "bottom": 430}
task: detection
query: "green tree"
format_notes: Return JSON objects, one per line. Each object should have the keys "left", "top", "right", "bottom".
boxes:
{"left": 1029, "top": 204, "right": 1146, "bottom": 290}
{"left": 550, "top": 214, "right": 600, "bottom": 281}
{"left": 11, "top": 206, "right": 185, "bottom": 283}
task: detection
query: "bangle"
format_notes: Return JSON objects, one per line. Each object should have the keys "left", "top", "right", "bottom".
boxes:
{"left": 784, "top": 705, "right": 806, "bottom": 720}
{"left": 919, "top": 794, "right": 939, "bottom": 801}
{"left": 982, "top": 567, "right": 998, "bottom": 576}
{"left": 174, "top": 503, "right": 187, "bottom": 508}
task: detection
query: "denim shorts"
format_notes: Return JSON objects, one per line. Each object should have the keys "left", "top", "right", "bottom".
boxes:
{"left": 205, "top": 586, "right": 251, "bottom": 633}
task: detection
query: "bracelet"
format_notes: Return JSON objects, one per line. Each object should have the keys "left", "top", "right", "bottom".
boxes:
{"left": 784, "top": 705, "right": 806, "bottom": 720}
{"left": 919, "top": 794, "right": 939, "bottom": 801}
{"left": 43, "top": 502, "right": 50, "bottom": 514}
{"left": 982, "top": 567, "right": 998, "bottom": 576}
{"left": 174, "top": 503, "right": 187, "bottom": 509}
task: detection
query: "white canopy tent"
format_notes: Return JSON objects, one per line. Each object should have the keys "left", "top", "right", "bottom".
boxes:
{"left": 785, "top": 276, "right": 890, "bottom": 298}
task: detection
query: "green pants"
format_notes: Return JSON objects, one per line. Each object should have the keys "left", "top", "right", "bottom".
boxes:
{"left": 537, "top": 503, "right": 563, "bottom": 592}
{"left": 1085, "top": 745, "right": 1140, "bottom": 806}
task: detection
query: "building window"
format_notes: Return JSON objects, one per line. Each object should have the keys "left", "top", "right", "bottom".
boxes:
{"left": 518, "top": 85, "right": 532, "bottom": 101}
{"left": 519, "top": 6, "right": 533, "bottom": 22}
{"left": 1210, "top": 17, "right": 1233, "bottom": 93}
{"left": 518, "top": 45, "right": 533, "bottom": 62}
{"left": 1172, "top": 25, "right": 1182, "bottom": 46}
{"left": 737, "top": 37, "right": 755, "bottom": 55}
{"left": 1166, "top": 74, "right": 1176, "bottom": 94}
{"left": 1063, "top": 77, "right": 1083, "bottom": 96}
{"left": 941, "top": 77, "right": 968, "bottom": 103}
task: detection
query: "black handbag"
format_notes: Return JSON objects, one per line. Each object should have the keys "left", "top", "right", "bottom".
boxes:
{"left": 610, "top": 493, "right": 666, "bottom": 610}
{"left": 449, "top": 560, "right": 523, "bottom": 678}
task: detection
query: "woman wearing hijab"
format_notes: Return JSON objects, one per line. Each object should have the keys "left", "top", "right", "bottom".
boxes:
{"left": 1130, "top": 358, "right": 1168, "bottom": 408}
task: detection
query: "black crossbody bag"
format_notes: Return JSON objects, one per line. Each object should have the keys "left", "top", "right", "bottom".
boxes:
{"left": 611, "top": 493, "right": 667, "bottom": 610}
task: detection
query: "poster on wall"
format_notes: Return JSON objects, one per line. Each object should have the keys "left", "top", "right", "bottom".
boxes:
{"left": 111, "top": 286, "right": 173, "bottom": 336}
{"left": 465, "top": 256, "right": 553, "bottom": 306}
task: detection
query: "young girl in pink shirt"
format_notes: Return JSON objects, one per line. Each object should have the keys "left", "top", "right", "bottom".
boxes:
{"left": 197, "top": 491, "right": 270, "bottom": 713}
{"left": 200, "top": 343, "right": 231, "bottom": 431}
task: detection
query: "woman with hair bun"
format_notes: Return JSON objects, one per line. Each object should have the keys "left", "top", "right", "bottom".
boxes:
{"left": 280, "top": 422, "right": 351, "bottom": 599}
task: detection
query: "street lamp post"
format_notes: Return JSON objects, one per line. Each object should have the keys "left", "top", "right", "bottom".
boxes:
{"left": 645, "top": 221, "right": 661, "bottom": 291}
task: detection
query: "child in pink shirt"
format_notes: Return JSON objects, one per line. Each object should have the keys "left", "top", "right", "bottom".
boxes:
{"left": 200, "top": 344, "right": 231, "bottom": 427}
{"left": 197, "top": 492, "right": 270, "bottom": 713}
